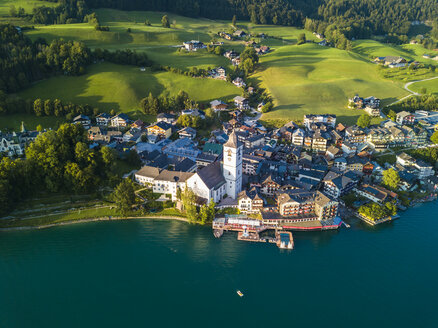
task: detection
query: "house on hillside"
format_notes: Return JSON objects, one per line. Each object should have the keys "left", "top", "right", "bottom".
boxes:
{"left": 210, "top": 100, "right": 228, "bottom": 112}
{"left": 183, "top": 40, "right": 205, "bottom": 51}
{"left": 233, "top": 30, "right": 247, "bottom": 38}
{"left": 233, "top": 96, "right": 249, "bottom": 110}
{"left": 374, "top": 56, "right": 407, "bottom": 68}
{"left": 96, "top": 113, "right": 111, "bottom": 126}
{"left": 178, "top": 127, "right": 197, "bottom": 139}
{"left": 73, "top": 114, "right": 91, "bottom": 129}
{"left": 111, "top": 113, "right": 131, "bottom": 128}
{"left": 232, "top": 77, "right": 246, "bottom": 88}
{"left": 147, "top": 121, "right": 172, "bottom": 139}
{"left": 157, "top": 113, "right": 176, "bottom": 124}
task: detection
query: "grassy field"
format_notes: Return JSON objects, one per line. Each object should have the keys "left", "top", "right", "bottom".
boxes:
{"left": 254, "top": 43, "right": 408, "bottom": 125}
{"left": 18, "top": 62, "right": 241, "bottom": 113}
{"left": 409, "top": 78, "right": 438, "bottom": 95}
{"left": 0, "top": 113, "right": 66, "bottom": 131}
{"left": 0, "top": 0, "right": 56, "bottom": 16}
{"left": 23, "top": 8, "right": 314, "bottom": 51}
{"left": 4, "top": 7, "right": 437, "bottom": 126}
{"left": 353, "top": 39, "right": 438, "bottom": 63}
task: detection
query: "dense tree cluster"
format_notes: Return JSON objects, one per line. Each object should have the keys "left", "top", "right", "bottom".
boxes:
{"left": 111, "top": 179, "right": 136, "bottom": 216}
{"left": 140, "top": 91, "right": 191, "bottom": 115}
{"left": 93, "top": 48, "right": 153, "bottom": 67}
{"left": 356, "top": 114, "right": 371, "bottom": 128}
{"left": 358, "top": 201, "right": 397, "bottom": 221}
{"left": 0, "top": 24, "right": 91, "bottom": 93}
{"left": 31, "top": 0, "right": 89, "bottom": 24}
{"left": 385, "top": 95, "right": 438, "bottom": 113}
{"left": 179, "top": 187, "right": 215, "bottom": 224}
{"left": 0, "top": 124, "right": 117, "bottom": 215}
{"left": 382, "top": 168, "right": 400, "bottom": 190}
{"left": 407, "top": 148, "right": 438, "bottom": 166}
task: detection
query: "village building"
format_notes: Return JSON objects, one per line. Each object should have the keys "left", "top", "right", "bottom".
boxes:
{"left": 156, "top": 113, "right": 176, "bottom": 124}
{"left": 73, "top": 114, "right": 91, "bottom": 129}
{"left": 178, "top": 127, "right": 197, "bottom": 139}
{"left": 303, "top": 114, "right": 336, "bottom": 129}
{"left": 183, "top": 40, "right": 205, "bottom": 51}
{"left": 237, "top": 187, "right": 264, "bottom": 214}
{"left": 396, "top": 111, "right": 415, "bottom": 125}
{"left": 374, "top": 56, "right": 407, "bottom": 68}
{"left": 233, "top": 96, "right": 250, "bottom": 110}
{"left": 111, "top": 113, "right": 131, "bottom": 128}
{"left": 96, "top": 113, "right": 111, "bottom": 126}
{"left": 210, "top": 100, "right": 228, "bottom": 112}
{"left": 147, "top": 122, "right": 172, "bottom": 139}
{"left": 232, "top": 77, "right": 246, "bottom": 88}
{"left": 134, "top": 166, "right": 162, "bottom": 185}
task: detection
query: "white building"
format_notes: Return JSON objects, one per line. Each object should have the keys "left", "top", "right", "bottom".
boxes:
{"left": 152, "top": 170, "right": 195, "bottom": 201}
{"left": 134, "top": 166, "right": 162, "bottom": 185}
{"left": 187, "top": 162, "right": 227, "bottom": 204}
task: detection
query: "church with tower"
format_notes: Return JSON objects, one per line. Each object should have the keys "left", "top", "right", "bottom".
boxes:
{"left": 187, "top": 131, "right": 242, "bottom": 204}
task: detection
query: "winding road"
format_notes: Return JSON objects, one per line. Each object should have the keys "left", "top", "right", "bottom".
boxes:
{"left": 389, "top": 76, "right": 438, "bottom": 106}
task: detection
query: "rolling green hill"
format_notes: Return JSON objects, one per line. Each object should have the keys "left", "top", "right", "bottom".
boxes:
{"left": 254, "top": 43, "right": 409, "bottom": 124}
{"left": 2, "top": 6, "right": 436, "bottom": 126}
{"left": 17, "top": 62, "right": 241, "bottom": 113}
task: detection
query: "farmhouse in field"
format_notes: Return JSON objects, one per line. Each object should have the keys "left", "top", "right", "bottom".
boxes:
{"left": 183, "top": 40, "right": 205, "bottom": 51}
{"left": 374, "top": 56, "right": 407, "bottom": 68}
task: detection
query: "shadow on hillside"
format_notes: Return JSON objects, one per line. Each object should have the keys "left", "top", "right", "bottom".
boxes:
{"left": 257, "top": 56, "right": 323, "bottom": 73}
{"left": 381, "top": 97, "right": 400, "bottom": 106}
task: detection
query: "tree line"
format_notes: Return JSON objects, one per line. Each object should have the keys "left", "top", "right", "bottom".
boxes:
{"left": 385, "top": 95, "right": 438, "bottom": 113}
{"left": 0, "top": 123, "right": 119, "bottom": 215}
{"left": 81, "top": 0, "right": 437, "bottom": 40}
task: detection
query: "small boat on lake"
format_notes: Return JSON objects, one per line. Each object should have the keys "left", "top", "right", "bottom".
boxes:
{"left": 237, "top": 290, "right": 244, "bottom": 297}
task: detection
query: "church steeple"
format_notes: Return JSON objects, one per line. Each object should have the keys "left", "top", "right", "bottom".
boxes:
{"left": 222, "top": 130, "right": 243, "bottom": 199}
{"left": 20, "top": 121, "right": 27, "bottom": 133}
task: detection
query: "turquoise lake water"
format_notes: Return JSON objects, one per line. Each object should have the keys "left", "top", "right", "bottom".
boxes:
{"left": 0, "top": 202, "right": 437, "bottom": 328}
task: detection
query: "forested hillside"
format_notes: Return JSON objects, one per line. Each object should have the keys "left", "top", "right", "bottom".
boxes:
{"left": 82, "top": 0, "right": 437, "bottom": 35}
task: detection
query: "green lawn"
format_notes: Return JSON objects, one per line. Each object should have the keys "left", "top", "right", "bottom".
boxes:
{"left": 0, "top": 113, "right": 66, "bottom": 131}
{"left": 353, "top": 39, "right": 438, "bottom": 64}
{"left": 8, "top": 8, "right": 437, "bottom": 126}
{"left": 18, "top": 62, "right": 241, "bottom": 113}
{"left": 254, "top": 43, "right": 409, "bottom": 125}
{"left": 409, "top": 78, "right": 438, "bottom": 95}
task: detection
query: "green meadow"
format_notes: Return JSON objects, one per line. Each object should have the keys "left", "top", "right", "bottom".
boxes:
{"left": 353, "top": 39, "right": 438, "bottom": 64}
{"left": 409, "top": 79, "right": 438, "bottom": 95}
{"left": 0, "top": 113, "right": 66, "bottom": 131}
{"left": 254, "top": 43, "right": 408, "bottom": 125}
{"left": 18, "top": 62, "right": 241, "bottom": 113}
{"left": 1, "top": 5, "right": 436, "bottom": 126}
{"left": 0, "top": 0, "right": 56, "bottom": 16}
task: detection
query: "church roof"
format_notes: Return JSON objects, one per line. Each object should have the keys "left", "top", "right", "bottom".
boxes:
{"left": 197, "top": 162, "right": 226, "bottom": 190}
{"left": 224, "top": 130, "right": 241, "bottom": 148}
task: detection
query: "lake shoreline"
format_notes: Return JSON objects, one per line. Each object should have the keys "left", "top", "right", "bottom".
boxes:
{"left": 0, "top": 215, "right": 191, "bottom": 232}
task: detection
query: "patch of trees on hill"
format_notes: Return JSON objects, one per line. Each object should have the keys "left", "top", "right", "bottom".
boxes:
{"left": 0, "top": 123, "right": 118, "bottom": 215}
{"left": 0, "top": 24, "right": 153, "bottom": 95}
{"left": 32, "top": 0, "right": 89, "bottom": 24}
{"left": 0, "top": 24, "right": 91, "bottom": 93}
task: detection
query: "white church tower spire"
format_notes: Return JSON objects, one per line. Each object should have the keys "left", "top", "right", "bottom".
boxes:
{"left": 222, "top": 130, "right": 243, "bottom": 199}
